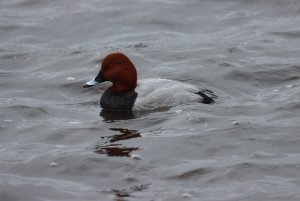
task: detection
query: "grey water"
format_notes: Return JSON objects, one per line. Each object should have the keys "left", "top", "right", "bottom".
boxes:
{"left": 1, "top": 0, "right": 300, "bottom": 200}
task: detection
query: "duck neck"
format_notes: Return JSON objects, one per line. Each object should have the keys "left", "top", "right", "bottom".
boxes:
{"left": 108, "top": 80, "right": 137, "bottom": 93}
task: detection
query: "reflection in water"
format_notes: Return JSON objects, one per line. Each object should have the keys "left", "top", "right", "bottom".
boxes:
{"left": 102, "top": 184, "right": 150, "bottom": 199}
{"left": 94, "top": 128, "right": 141, "bottom": 157}
{"left": 100, "top": 110, "right": 136, "bottom": 122}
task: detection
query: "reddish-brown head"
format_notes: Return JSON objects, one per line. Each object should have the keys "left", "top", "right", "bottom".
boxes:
{"left": 84, "top": 52, "right": 137, "bottom": 92}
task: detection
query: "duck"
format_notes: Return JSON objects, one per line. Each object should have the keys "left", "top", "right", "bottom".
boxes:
{"left": 83, "top": 52, "right": 216, "bottom": 111}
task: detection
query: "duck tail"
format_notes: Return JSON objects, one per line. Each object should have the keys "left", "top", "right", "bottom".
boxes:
{"left": 195, "top": 90, "right": 217, "bottom": 104}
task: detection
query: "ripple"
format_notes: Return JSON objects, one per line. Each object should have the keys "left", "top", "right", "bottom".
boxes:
{"left": 271, "top": 30, "right": 300, "bottom": 39}
{"left": 225, "top": 65, "right": 300, "bottom": 86}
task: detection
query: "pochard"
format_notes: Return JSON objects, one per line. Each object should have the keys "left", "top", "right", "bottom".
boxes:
{"left": 83, "top": 52, "right": 216, "bottom": 111}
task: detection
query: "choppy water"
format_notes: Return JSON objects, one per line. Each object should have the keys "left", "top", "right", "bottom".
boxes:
{"left": 1, "top": 0, "right": 300, "bottom": 200}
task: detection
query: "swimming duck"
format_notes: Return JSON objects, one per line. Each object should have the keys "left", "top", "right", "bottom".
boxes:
{"left": 83, "top": 52, "right": 215, "bottom": 111}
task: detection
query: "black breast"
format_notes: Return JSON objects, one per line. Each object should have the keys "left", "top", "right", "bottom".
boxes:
{"left": 100, "top": 90, "right": 138, "bottom": 111}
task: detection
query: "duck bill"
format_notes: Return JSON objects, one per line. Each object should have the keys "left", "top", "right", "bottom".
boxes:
{"left": 83, "top": 79, "right": 100, "bottom": 88}
{"left": 83, "top": 74, "right": 106, "bottom": 88}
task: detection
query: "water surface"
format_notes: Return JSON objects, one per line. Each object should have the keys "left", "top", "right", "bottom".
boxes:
{"left": 1, "top": 0, "right": 300, "bottom": 200}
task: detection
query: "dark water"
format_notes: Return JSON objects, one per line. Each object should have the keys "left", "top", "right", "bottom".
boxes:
{"left": 1, "top": 0, "right": 300, "bottom": 200}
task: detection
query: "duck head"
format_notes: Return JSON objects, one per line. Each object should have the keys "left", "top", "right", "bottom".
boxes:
{"left": 83, "top": 52, "right": 137, "bottom": 92}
